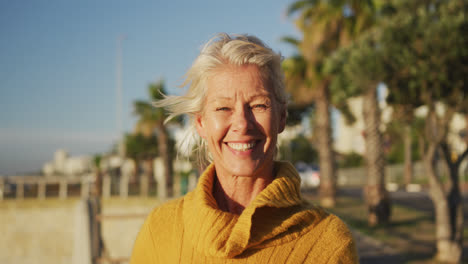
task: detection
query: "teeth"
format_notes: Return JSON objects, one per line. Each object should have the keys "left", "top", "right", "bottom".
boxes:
{"left": 227, "top": 142, "right": 256, "bottom": 151}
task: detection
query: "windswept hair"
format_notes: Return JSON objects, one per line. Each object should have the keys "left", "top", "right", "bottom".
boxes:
{"left": 154, "top": 33, "right": 287, "bottom": 167}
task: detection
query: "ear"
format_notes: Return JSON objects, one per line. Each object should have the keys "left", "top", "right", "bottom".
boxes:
{"left": 278, "top": 106, "right": 287, "bottom": 134}
{"left": 195, "top": 114, "right": 206, "bottom": 139}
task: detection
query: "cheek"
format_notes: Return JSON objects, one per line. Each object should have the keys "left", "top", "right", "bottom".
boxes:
{"left": 205, "top": 115, "right": 229, "bottom": 141}
{"left": 256, "top": 114, "right": 276, "bottom": 135}
{"left": 269, "top": 107, "right": 284, "bottom": 134}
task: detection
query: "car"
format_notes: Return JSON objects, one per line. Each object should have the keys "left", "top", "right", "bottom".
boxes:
{"left": 295, "top": 162, "right": 320, "bottom": 188}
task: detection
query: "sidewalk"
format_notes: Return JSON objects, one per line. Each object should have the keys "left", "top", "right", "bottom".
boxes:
{"left": 352, "top": 229, "right": 404, "bottom": 263}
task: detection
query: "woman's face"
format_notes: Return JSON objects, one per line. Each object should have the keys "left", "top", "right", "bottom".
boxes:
{"left": 196, "top": 64, "right": 286, "bottom": 178}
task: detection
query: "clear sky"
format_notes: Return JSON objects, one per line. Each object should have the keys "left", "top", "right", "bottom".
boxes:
{"left": 0, "top": 0, "right": 300, "bottom": 175}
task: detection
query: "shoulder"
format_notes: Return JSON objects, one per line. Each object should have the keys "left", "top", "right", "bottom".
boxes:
{"left": 302, "top": 207, "right": 358, "bottom": 263}
{"left": 130, "top": 195, "right": 189, "bottom": 264}
{"left": 299, "top": 199, "right": 352, "bottom": 238}
{"left": 319, "top": 212, "right": 353, "bottom": 238}
{"left": 301, "top": 203, "right": 354, "bottom": 241}
{"left": 320, "top": 214, "right": 358, "bottom": 263}
{"left": 147, "top": 196, "right": 186, "bottom": 223}
{"left": 145, "top": 190, "right": 198, "bottom": 229}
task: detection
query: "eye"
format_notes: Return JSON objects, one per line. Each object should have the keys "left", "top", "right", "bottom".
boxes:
{"left": 252, "top": 104, "right": 268, "bottom": 110}
{"left": 216, "top": 107, "right": 231, "bottom": 111}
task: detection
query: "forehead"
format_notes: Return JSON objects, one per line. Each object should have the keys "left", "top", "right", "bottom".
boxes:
{"left": 205, "top": 64, "right": 272, "bottom": 100}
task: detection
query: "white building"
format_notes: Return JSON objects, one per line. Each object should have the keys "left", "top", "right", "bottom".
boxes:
{"left": 42, "top": 149, "right": 93, "bottom": 176}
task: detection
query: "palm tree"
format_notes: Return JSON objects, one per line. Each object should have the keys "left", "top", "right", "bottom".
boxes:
{"left": 124, "top": 133, "right": 158, "bottom": 182}
{"left": 133, "top": 80, "right": 175, "bottom": 197}
{"left": 286, "top": 0, "right": 374, "bottom": 207}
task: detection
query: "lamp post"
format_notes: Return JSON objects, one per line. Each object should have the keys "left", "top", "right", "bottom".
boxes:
{"left": 116, "top": 35, "right": 126, "bottom": 157}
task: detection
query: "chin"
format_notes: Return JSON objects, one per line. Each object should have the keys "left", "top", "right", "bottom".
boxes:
{"left": 225, "top": 159, "right": 272, "bottom": 178}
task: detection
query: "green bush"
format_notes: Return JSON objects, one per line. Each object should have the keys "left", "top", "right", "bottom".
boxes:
{"left": 279, "top": 135, "right": 318, "bottom": 164}
{"left": 338, "top": 152, "right": 364, "bottom": 168}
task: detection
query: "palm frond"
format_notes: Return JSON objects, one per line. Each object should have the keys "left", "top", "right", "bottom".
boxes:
{"left": 287, "top": 0, "right": 319, "bottom": 16}
{"left": 280, "top": 36, "right": 301, "bottom": 47}
{"left": 133, "top": 101, "right": 153, "bottom": 116}
{"left": 149, "top": 80, "right": 167, "bottom": 101}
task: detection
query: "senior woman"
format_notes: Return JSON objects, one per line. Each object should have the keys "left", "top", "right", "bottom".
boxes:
{"left": 130, "top": 33, "right": 358, "bottom": 263}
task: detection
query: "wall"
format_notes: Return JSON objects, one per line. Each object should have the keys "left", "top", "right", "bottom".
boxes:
{"left": 0, "top": 197, "right": 160, "bottom": 264}
{"left": 0, "top": 199, "right": 90, "bottom": 264}
{"left": 100, "top": 198, "right": 159, "bottom": 261}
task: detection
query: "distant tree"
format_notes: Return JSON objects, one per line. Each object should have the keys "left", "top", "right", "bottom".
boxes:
{"left": 133, "top": 80, "right": 177, "bottom": 197}
{"left": 92, "top": 154, "right": 103, "bottom": 196}
{"left": 285, "top": 103, "right": 314, "bottom": 127}
{"left": 386, "top": 106, "right": 419, "bottom": 185}
{"left": 279, "top": 135, "right": 318, "bottom": 165}
{"left": 125, "top": 133, "right": 158, "bottom": 166}
{"left": 385, "top": 118, "right": 423, "bottom": 166}
{"left": 338, "top": 152, "right": 364, "bottom": 169}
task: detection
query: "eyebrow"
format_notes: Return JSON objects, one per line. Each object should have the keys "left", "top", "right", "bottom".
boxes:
{"left": 250, "top": 94, "right": 271, "bottom": 100}
{"left": 208, "top": 94, "right": 271, "bottom": 102}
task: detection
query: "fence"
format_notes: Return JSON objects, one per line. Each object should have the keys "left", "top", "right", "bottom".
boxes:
{"left": 2, "top": 160, "right": 465, "bottom": 201}
{"left": 0, "top": 174, "right": 94, "bottom": 200}
{"left": 336, "top": 160, "right": 466, "bottom": 187}
{"left": 0, "top": 170, "right": 198, "bottom": 201}
{"left": 337, "top": 161, "right": 429, "bottom": 186}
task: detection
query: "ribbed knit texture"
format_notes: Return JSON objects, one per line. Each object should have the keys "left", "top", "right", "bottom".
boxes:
{"left": 130, "top": 161, "right": 358, "bottom": 263}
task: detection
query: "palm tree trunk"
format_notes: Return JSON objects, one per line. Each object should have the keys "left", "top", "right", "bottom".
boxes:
{"left": 316, "top": 83, "right": 337, "bottom": 208}
{"left": 140, "top": 158, "right": 153, "bottom": 197}
{"left": 362, "top": 85, "right": 391, "bottom": 226}
{"left": 464, "top": 114, "right": 468, "bottom": 145}
{"left": 157, "top": 124, "right": 173, "bottom": 197}
{"left": 403, "top": 123, "right": 413, "bottom": 188}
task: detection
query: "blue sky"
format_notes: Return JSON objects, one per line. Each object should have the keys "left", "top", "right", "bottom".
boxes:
{"left": 0, "top": 0, "right": 300, "bottom": 175}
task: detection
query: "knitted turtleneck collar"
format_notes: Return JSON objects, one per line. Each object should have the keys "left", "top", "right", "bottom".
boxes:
{"left": 182, "top": 161, "right": 326, "bottom": 258}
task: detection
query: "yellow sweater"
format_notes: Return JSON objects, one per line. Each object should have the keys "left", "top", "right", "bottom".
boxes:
{"left": 130, "top": 161, "right": 358, "bottom": 263}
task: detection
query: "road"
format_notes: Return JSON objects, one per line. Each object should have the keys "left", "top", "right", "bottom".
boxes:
{"left": 338, "top": 187, "right": 468, "bottom": 224}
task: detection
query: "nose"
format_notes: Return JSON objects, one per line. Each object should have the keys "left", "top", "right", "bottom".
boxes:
{"left": 231, "top": 106, "right": 253, "bottom": 133}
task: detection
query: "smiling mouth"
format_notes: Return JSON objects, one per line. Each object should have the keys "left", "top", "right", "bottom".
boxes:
{"left": 226, "top": 141, "right": 257, "bottom": 151}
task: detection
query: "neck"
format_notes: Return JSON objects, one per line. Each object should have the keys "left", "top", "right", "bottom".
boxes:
{"left": 213, "top": 167, "right": 275, "bottom": 215}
